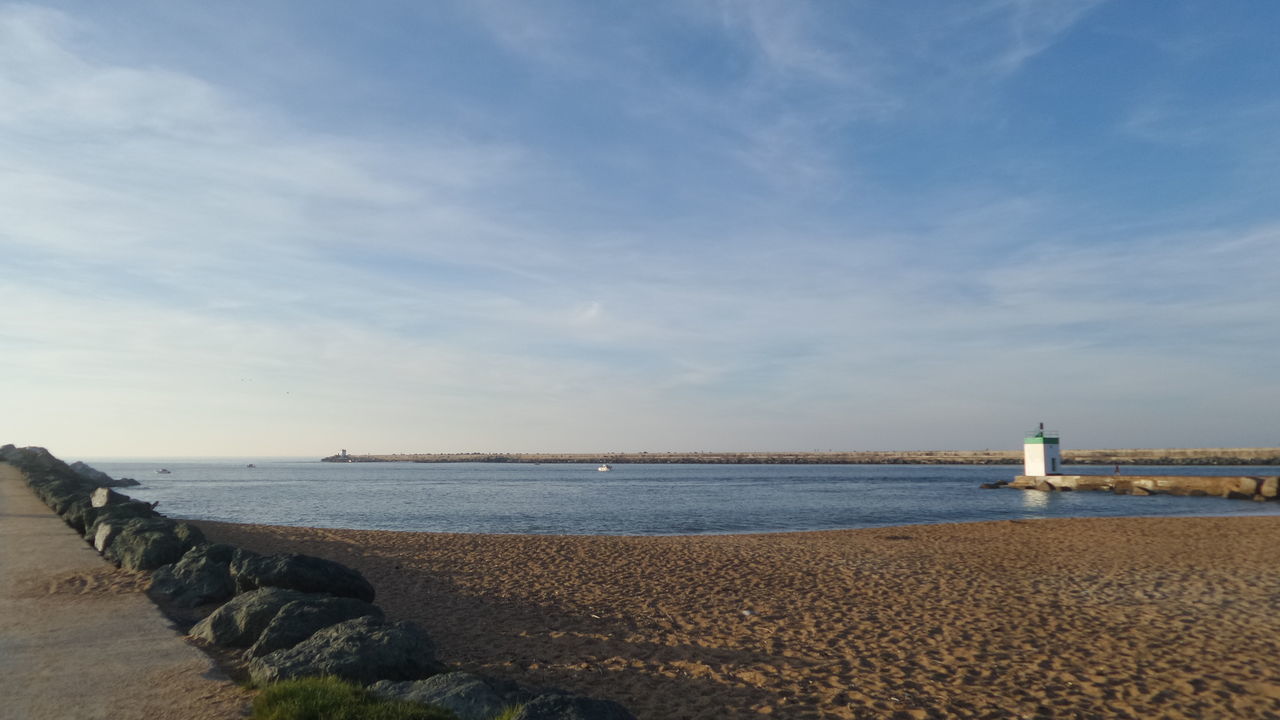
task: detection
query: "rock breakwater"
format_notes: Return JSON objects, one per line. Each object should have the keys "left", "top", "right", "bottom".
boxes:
{"left": 0, "top": 444, "right": 637, "bottom": 720}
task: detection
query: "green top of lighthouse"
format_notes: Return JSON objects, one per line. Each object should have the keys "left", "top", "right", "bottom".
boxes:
{"left": 1025, "top": 428, "right": 1060, "bottom": 444}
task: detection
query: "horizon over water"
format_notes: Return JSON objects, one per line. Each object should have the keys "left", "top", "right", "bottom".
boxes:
{"left": 82, "top": 459, "right": 1280, "bottom": 536}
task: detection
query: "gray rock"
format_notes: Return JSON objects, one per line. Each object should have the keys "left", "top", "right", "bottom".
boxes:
{"left": 103, "top": 518, "right": 205, "bottom": 571}
{"left": 94, "top": 522, "right": 124, "bottom": 553}
{"left": 2, "top": 446, "right": 81, "bottom": 483}
{"left": 57, "top": 495, "right": 95, "bottom": 535}
{"left": 70, "top": 461, "right": 115, "bottom": 486}
{"left": 149, "top": 543, "right": 248, "bottom": 608}
{"left": 369, "top": 672, "right": 510, "bottom": 720}
{"left": 189, "top": 587, "right": 311, "bottom": 647}
{"left": 248, "top": 595, "right": 384, "bottom": 658}
{"left": 90, "top": 487, "right": 130, "bottom": 508}
{"left": 247, "top": 616, "right": 443, "bottom": 686}
{"left": 84, "top": 501, "right": 159, "bottom": 542}
{"left": 42, "top": 481, "right": 92, "bottom": 517}
{"left": 512, "top": 695, "right": 637, "bottom": 720}
{"left": 67, "top": 459, "right": 140, "bottom": 487}
{"left": 232, "top": 552, "right": 375, "bottom": 603}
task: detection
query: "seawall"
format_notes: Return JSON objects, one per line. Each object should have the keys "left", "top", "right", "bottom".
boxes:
{"left": 322, "top": 447, "right": 1280, "bottom": 465}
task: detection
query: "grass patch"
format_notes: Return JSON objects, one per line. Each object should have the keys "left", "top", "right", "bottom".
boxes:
{"left": 252, "top": 677, "right": 458, "bottom": 720}
{"left": 490, "top": 706, "right": 524, "bottom": 720}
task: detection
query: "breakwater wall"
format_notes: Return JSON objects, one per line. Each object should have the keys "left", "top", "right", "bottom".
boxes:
{"left": 1006, "top": 474, "right": 1280, "bottom": 501}
{"left": 322, "top": 447, "right": 1280, "bottom": 466}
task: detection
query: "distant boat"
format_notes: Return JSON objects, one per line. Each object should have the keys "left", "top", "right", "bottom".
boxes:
{"left": 597, "top": 464, "right": 612, "bottom": 472}
{"left": 246, "top": 464, "right": 256, "bottom": 468}
{"left": 156, "top": 468, "right": 171, "bottom": 474}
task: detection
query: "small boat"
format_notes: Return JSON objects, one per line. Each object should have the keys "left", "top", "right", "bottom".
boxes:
{"left": 246, "top": 463, "right": 256, "bottom": 468}
{"left": 156, "top": 468, "right": 171, "bottom": 474}
{"left": 597, "top": 464, "right": 612, "bottom": 472}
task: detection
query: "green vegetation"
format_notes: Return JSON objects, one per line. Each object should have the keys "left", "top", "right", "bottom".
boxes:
{"left": 490, "top": 706, "right": 524, "bottom": 720}
{"left": 252, "top": 677, "right": 458, "bottom": 720}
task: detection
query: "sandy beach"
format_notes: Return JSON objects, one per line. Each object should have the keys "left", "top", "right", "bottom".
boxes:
{"left": 193, "top": 515, "right": 1280, "bottom": 719}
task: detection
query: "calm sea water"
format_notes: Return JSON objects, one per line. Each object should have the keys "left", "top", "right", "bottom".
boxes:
{"left": 83, "top": 460, "right": 1280, "bottom": 536}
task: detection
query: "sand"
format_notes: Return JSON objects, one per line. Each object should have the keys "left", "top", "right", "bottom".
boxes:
{"left": 194, "top": 515, "right": 1280, "bottom": 720}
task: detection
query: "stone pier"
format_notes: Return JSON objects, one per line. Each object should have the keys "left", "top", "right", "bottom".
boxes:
{"left": 1010, "top": 474, "right": 1279, "bottom": 500}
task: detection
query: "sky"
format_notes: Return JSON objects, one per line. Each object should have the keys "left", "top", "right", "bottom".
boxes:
{"left": 2, "top": 1, "right": 1278, "bottom": 457}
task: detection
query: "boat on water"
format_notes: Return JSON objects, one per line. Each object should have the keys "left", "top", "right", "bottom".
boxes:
{"left": 597, "top": 464, "right": 612, "bottom": 472}
{"left": 246, "top": 463, "right": 256, "bottom": 468}
{"left": 156, "top": 468, "right": 171, "bottom": 474}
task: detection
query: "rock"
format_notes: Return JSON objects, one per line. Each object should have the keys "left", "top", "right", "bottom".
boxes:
{"left": 2, "top": 446, "right": 79, "bottom": 482}
{"left": 248, "top": 595, "right": 384, "bottom": 658}
{"left": 42, "top": 481, "right": 92, "bottom": 516}
{"left": 247, "top": 616, "right": 443, "bottom": 686}
{"left": 512, "top": 695, "right": 637, "bottom": 720}
{"left": 978, "top": 481, "right": 1008, "bottom": 490}
{"left": 95, "top": 522, "right": 124, "bottom": 552}
{"left": 189, "top": 587, "right": 311, "bottom": 647}
{"left": 57, "top": 495, "right": 95, "bottom": 535}
{"left": 84, "top": 501, "right": 159, "bottom": 541}
{"left": 90, "top": 487, "right": 130, "bottom": 508}
{"left": 1033, "top": 480, "right": 1055, "bottom": 492}
{"left": 1259, "top": 477, "right": 1278, "bottom": 499}
{"left": 232, "top": 553, "right": 375, "bottom": 603}
{"left": 149, "top": 543, "right": 249, "bottom": 608}
{"left": 369, "top": 672, "right": 511, "bottom": 720}
{"left": 70, "top": 461, "right": 115, "bottom": 486}
{"left": 103, "top": 518, "right": 205, "bottom": 571}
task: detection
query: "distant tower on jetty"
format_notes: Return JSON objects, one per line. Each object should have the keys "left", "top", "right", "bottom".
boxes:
{"left": 340, "top": 449, "right": 348, "bottom": 459}
{"left": 1024, "top": 424, "right": 1061, "bottom": 475}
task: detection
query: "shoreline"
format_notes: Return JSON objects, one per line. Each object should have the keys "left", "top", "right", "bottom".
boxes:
{"left": 194, "top": 514, "right": 1280, "bottom": 719}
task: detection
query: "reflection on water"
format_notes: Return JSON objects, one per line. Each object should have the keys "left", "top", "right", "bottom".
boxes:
{"left": 1020, "top": 489, "right": 1050, "bottom": 511}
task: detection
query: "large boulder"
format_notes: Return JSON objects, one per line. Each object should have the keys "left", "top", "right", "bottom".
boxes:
{"left": 71, "top": 461, "right": 142, "bottom": 488}
{"left": 232, "top": 552, "right": 375, "bottom": 603}
{"left": 57, "top": 495, "right": 95, "bottom": 535}
{"left": 90, "top": 487, "right": 130, "bottom": 508}
{"left": 248, "top": 595, "right": 384, "bottom": 658}
{"left": 2, "top": 446, "right": 78, "bottom": 481}
{"left": 189, "top": 587, "right": 311, "bottom": 647}
{"left": 70, "top": 461, "right": 115, "bottom": 486}
{"left": 149, "top": 543, "right": 249, "bottom": 608}
{"left": 40, "top": 479, "right": 93, "bottom": 516}
{"left": 512, "top": 695, "right": 637, "bottom": 720}
{"left": 369, "top": 672, "right": 513, "bottom": 720}
{"left": 247, "top": 616, "right": 443, "bottom": 686}
{"left": 84, "top": 501, "right": 159, "bottom": 542}
{"left": 103, "top": 518, "right": 205, "bottom": 571}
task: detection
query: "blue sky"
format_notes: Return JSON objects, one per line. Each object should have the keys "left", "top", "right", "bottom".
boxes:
{"left": 2, "top": 1, "right": 1278, "bottom": 456}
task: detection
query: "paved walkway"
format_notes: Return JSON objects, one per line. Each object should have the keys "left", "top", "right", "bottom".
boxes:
{"left": 0, "top": 463, "right": 250, "bottom": 720}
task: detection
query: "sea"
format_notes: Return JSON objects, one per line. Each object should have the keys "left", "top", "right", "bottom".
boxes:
{"left": 80, "top": 459, "right": 1280, "bottom": 536}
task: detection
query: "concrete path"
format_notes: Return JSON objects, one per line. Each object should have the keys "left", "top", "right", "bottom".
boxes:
{"left": 0, "top": 463, "right": 250, "bottom": 720}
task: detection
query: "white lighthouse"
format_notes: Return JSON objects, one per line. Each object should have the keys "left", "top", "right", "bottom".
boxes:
{"left": 1024, "top": 424, "right": 1061, "bottom": 476}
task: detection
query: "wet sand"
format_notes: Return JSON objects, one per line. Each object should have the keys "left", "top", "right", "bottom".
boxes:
{"left": 195, "top": 516, "right": 1280, "bottom": 719}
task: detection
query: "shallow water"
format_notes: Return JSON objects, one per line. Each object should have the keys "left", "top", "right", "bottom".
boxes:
{"left": 81, "top": 460, "right": 1280, "bottom": 536}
